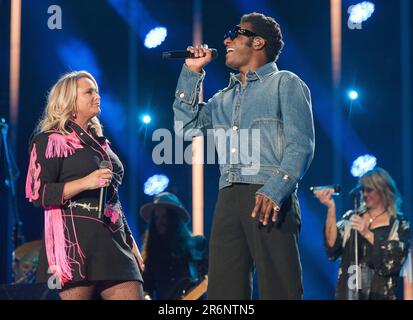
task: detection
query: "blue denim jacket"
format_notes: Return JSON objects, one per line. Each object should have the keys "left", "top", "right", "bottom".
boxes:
{"left": 173, "top": 62, "right": 315, "bottom": 207}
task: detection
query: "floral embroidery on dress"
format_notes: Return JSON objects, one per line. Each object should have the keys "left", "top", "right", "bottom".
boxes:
{"left": 101, "top": 139, "right": 110, "bottom": 149}
{"left": 104, "top": 203, "right": 120, "bottom": 224}
{"left": 25, "top": 144, "right": 41, "bottom": 202}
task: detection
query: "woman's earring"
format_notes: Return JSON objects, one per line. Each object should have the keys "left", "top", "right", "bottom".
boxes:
{"left": 72, "top": 113, "right": 77, "bottom": 119}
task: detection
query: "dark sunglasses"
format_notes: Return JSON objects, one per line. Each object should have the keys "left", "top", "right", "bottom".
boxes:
{"left": 224, "top": 25, "right": 260, "bottom": 41}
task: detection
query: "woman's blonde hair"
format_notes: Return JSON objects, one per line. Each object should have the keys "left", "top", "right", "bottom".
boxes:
{"left": 359, "top": 167, "right": 402, "bottom": 217}
{"left": 35, "top": 70, "right": 103, "bottom": 136}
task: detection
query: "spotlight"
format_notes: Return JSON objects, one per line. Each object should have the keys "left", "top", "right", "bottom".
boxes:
{"left": 144, "top": 174, "right": 170, "bottom": 196}
{"left": 144, "top": 27, "right": 167, "bottom": 49}
{"left": 142, "top": 115, "right": 151, "bottom": 124}
{"left": 348, "top": 2, "right": 375, "bottom": 24}
{"left": 348, "top": 90, "right": 359, "bottom": 101}
{"left": 351, "top": 154, "right": 377, "bottom": 177}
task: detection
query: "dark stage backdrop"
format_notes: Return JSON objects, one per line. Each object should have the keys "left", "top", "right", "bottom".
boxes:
{"left": 0, "top": 0, "right": 411, "bottom": 299}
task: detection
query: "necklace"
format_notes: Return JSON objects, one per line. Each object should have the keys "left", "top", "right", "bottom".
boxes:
{"left": 367, "top": 209, "right": 387, "bottom": 225}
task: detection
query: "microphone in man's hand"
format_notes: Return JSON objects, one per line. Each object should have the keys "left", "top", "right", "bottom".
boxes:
{"left": 98, "top": 160, "right": 111, "bottom": 219}
{"left": 310, "top": 184, "right": 341, "bottom": 196}
{"left": 162, "top": 48, "right": 218, "bottom": 60}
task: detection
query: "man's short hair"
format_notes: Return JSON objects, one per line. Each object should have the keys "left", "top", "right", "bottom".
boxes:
{"left": 241, "top": 12, "right": 284, "bottom": 62}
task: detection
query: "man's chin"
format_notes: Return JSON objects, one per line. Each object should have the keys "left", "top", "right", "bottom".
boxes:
{"left": 225, "top": 59, "right": 239, "bottom": 71}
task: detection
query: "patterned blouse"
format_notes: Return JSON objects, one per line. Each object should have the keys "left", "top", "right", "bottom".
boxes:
{"left": 325, "top": 211, "right": 411, "bottom": 300}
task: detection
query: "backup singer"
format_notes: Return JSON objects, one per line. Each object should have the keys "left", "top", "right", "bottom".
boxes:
{"left": 314, "top": 167, "right": 411, "bottom": 299}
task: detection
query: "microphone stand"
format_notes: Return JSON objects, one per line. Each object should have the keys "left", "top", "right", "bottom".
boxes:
{"left": 1, "top": 118, "right": 25, "bottom": 256}
{"left": 352, "top": 190, "right": 362, "bottom": 300}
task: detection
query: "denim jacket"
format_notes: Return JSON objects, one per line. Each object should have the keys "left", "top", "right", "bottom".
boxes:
{"left": 173, "top": 62, "right": 315, "bottom": 207}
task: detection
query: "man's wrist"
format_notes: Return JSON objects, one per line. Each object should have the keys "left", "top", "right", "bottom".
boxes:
{"left": 185, "top": 63, "right": 203, "bottom": 74}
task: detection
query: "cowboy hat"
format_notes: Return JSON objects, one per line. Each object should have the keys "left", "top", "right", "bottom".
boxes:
{"left": 140, "top": 192, "right": 190, "bottom": 222}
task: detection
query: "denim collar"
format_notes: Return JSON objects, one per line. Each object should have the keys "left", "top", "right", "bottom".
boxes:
{"left": 228, "top": 61, "right": 279, "bottom": 88}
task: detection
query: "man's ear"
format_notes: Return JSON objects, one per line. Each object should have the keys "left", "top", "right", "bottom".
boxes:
{"left": 253, "top": 38, "right": 265, "bottom": 49}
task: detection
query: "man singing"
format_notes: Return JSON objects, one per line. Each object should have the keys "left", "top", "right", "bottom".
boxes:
{"left": 172, "top": 12, "right": 315, "bottom": 299}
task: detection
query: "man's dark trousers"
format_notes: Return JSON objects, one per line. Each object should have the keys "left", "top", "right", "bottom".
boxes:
{"left": 207, "top": 183, "right": 303, "bottom": 300}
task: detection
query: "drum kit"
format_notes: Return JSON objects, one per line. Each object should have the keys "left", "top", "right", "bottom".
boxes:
{"left": 11, "top": 240, "right": 42, "bottom": 284}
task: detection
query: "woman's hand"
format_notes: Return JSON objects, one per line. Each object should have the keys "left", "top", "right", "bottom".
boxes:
{"left": 83, "top": 168, "right": 113, "bottom": 190}
{"left": 63, "top": 168, "right": 112, "bottom": 200}
{"left": 316, "top": 189, "right": 338, "bottom": 248}
{"left": 314, "top": 189, "right": 335, "bottom": 208}
{"left": 351, "top": 215, "right": 374, "bottom": 243}
{"left": 130, "top": 237, "right": 145, "bottom": 273}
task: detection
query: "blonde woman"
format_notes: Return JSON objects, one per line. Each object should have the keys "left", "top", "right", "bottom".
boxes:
{"left": 314, "top": 167, "right": 410, "bottom": 299}
{"left": 25, "top": 71, "right": 144, "bottom": 300}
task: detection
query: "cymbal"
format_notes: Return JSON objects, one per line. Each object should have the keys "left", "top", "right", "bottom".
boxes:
{"left": 13, "top": 240, "right": 42, "bottom": 261}
{"left": 12, "top": 240, "right": 42, "bottom": 284}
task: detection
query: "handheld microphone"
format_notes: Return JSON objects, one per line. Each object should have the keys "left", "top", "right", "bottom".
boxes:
{"left": 98, "top": 160, "right": 111, "bottom": 219}
{"left": 310, "top": 184, "right": 341, "bottom": 196}
{"left": 162, "top": 48, "right": 218, "bottom": 60}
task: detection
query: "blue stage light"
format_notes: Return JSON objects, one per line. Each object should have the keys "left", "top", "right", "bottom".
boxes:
{"left": 144, "top": 174, "right": 170, "bottom": 196}
{"left": 142, "top": 115, "right": 151, "bottom": 124}
{"left": 144, "top": 27, "right": 167, "bottom": 49}
{"left": 351, "top": 154, "right": 377, "bottom": 177}
{"left": 348, "top": 90, "right": 359, "bottom": 100}
{"left": 349, "top": 2, "right": 375, "bottom": 24}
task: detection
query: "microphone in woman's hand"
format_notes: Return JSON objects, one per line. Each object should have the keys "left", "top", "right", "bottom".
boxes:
{"left": 310, "top": 184, "right": 341, "bottom": 196}
{"left": 98, "top": 160, "right": 111, "bottom": 218}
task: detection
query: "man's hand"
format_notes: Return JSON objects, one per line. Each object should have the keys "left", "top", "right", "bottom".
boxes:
{"left": 185, "top": 44, "right": 214, "bottom": 73}
{"left": 251, "top": 194, "right": 281, "bottom": 226}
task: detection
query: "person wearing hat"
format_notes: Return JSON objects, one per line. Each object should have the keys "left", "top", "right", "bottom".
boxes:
{"left": 140, "top": 192, "right": 208, "bottom": 300}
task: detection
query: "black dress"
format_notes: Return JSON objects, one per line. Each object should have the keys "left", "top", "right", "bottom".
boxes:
{"left": 325, "top": 210, "right": 410, "bottom": 300}
{"left": 26, "top": 120, "right": 142, "bottom": 287}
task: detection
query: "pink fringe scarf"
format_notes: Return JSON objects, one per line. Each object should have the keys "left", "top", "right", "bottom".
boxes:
{"left": 45, "top": 207, "right": 73, "bottom": 286}
{"left": 43, "top": 132, "right": 84, "bottom": 286}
